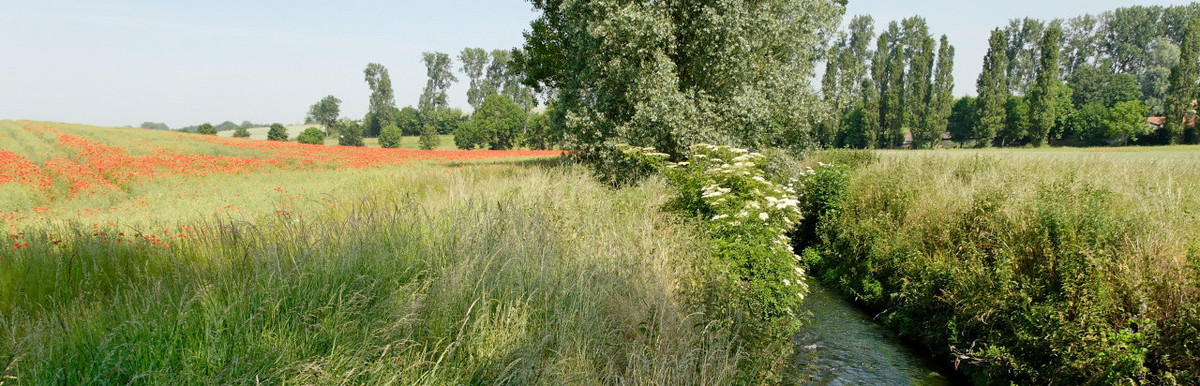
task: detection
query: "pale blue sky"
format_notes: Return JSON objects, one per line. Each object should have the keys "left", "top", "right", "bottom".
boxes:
{"left": 0, "top": 0, "right": 1193, "bottom": 128}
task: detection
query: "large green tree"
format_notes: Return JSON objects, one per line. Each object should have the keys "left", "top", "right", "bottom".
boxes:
{"left": 929, "top": 35, "right": 956, "bottom": 144}
{"left": 419, "top": 52, "right": 457, "bottom": 113}
{"left": 947, "top": 96, "right": 978, "bottom": 145}
{"left": 515, "top": 0, "right": 840, "bottom": 159}
{"left": 459, "top": 48, "right": 490, "bottom": 110}
{"left": 1028, "top": 25, "right": 1062, "bottom": 146}
{"left": 1003, "top": 18, "right": 1045, "bottom": 95}
{"left": 456, "top": 94, "right": 527, "bottom": 150}
{"left": 267, "top": 123, "right": 288, "bottom": 141}
{"left": 1164, "top": 19, "right": 1200, "bottom": 144}
{"left": 196, "top": 123, "right": 216, "bottom": 135}
{"left": 976, "top": 28, "right": 1010, "bottom": 147}
{"left": 364, "top": 63, "right": 397, "bottom": 137}
{"left": 1068, "top": 66, "right": 1142, "bottom": 108}
{"left": 307, "top": 95, "right": 342, "bottom": 137}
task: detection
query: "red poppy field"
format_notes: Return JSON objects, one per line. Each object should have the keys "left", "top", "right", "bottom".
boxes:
{"left": 0, "top": 120, "right": 561, "bottom": 250}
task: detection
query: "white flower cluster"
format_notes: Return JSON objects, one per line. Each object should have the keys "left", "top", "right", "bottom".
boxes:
{"left": 666, "top": 144, "right": 812, "bottom": 298}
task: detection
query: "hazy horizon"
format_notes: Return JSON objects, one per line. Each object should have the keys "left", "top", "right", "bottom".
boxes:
{"left": 1, "top": 0, "right": 1193, "bottom": 128}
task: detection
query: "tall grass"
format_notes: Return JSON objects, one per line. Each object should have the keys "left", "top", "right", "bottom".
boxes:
{"left": 800, "top": 147, "right": 1200, "bottom": 384}
{"left": 1, "top": 165, "right": 740, "bottom": 384}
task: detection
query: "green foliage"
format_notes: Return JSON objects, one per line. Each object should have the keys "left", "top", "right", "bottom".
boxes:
{"left": 231, "top": 127, "right": 251, "bottom": 138}
{"left": 458, "top": 94, "right": 525, "bottom": 150}
{"left": 307, "top": 95, "right": 342, "bottom": 137}
{"left": 337, "top": 121, "right": 364, "bottom": 147}
{"left": 296, "top": 127, "right": 324, "bottom": 144}
{"left": 196, "top": 123, "right": 217, "bottom": 136}
{"left": 1003, "top": 18, "right": 1045, "bottom": 95}
{"left": 657, "top": 144, "right": 808, "bottom": 382}
{"left": 802, "top": 152, "right": 1200, "bottom": 384}
{"left": 378, "top": 125, "right": 402, "bottom": 148}
{"left": 523, "top": 109, "right": 553, "bottom": 150}
{"left": 976, "top": 29, "right": 1010, "bottom": 148}
{"left": 1069, "top": 65, "right": 1142, "bottom": 108}
{"left": 517, "top": 0, "right": 840, "bottom": 158}
{"left": 1028, "top": 25, "right": 1063, "bottom": 147}
{"left": 459, "top": 48, "right": 489, "bottom": 110}
{"left": 419, "top": 52, "right": 457, "bottom": 112}
{"left": 948, "top": 96, "right": 979, "bottom": 145}
{"left": 396, "top": 106, "right": 421, "bottom": 136}
{"left": 999, "top": 96, "right": 1030, "bottom": 146}
{"left": 1103, "top": 100, "right": 1151, "bottom": 145}
{"left": 267, "top": 123, "right": 288, "bottom": 141}
{"left": 1165, "top": 18, "right": 1200, "bottom": 144}
{"left": 215, "top": 121, "right": 239, "bottom": 132}
{"left": 1141, "top": 37, "right": 1180, "bottom": 115}
{"left": 418, "top": 123, "right": 439, "bottom": 150}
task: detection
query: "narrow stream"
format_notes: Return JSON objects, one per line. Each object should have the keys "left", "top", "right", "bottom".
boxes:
{"left": 794, "top": 280, "right": 955, "bottom": 385}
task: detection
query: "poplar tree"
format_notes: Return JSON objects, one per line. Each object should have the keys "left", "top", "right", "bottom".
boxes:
{"left": 459, "top": 48, "right": 489, "bottom": 110}
{"left": 419, "top": 52, "right": 457, "bottom": 113}
{"left": 926, "top": 35, "right": 956, "bottom": 148}
{"left": 363, "top": 63, "right": 397, "bottom": 137}
{"left": 1164, "top": 19, "right": 1200, "bottom": 144}
{"left": 908, "top": 34, "right": 936, "bottom": 148}
{"left": 1028, "top": 25, "right": 1062, "bottom": 147}
{"left": 976, "top": 29, "right": 1010, "bottom": 147}
{"left": 882, "top": 23, "right": 906, "bottom": 148}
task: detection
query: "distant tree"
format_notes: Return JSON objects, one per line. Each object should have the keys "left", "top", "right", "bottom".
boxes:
{"left": 484, "top": 49, "right": 509, "bottom": 101}
{"left": 1003, "top": 18, "right": 1045, "bottom": 95}
{"left": 1063, "top": 103, "right": 1105, "bottom": 145}
{"left": 524, "top": 109, "right": 553, "bottom": 150}
{"left": 1028, "top": 25, "right": 1063, "bottom": 146}
{"left": 364, "top": 63, "right": 397, "bottom": 137}
{"left": 1141, "top": 37, "right": 1180, "bottom": 115}
{"left": 1105, "top": 100, "right": 1151, "bottom": 145}
{"left": 267, "top": 123, "right": 288, "bottom": 141}
{"left": 297, "top": 127, "right": 325, "bottom": 144}
{"left": 906, "top": 25, "right": 936, "bottom": 148}
{"left": 460, "top": 48, "right": 490, "bottom": 110}
{"left": 1000, "top": 96, "right": 1030, "bottom": 146}
{"left": 419, "top": 52, "right": 457, "bottom": 112}
{"left": 396, "top": 106, "right": 421, "bottom": 136}
{"left": 196, "top": 123, "right": 217, "bottom": 135}
{"left": 461, "top": 94, "right": 526, "bottom": 150}
{"left": 215, "top": 121, "right": 239, "bottom": 132}
{"left": 232, "top": 127, "right": 251, "bottom": 138}
{"left": 139, "top": 122, "right": 169, "bottom": 131}
{"left": 879, "top": 23, "right": 905, "bottom": 148}
{"left": 1069, "top": 66, "right": 1142, "bottom": 108}
{"left": 433, "top": 108, "right": 465, "bottom": 135}
{"left": 1165, "top": 19, "right": 1200, "bottom": 144}
{"left": 379, "top": 124, "right": 402, "bottom": 148}
{"left": 240, "top": 121, "right": 255, "bottom": 129}
{"left": 308, "top": 95, "right": 342, "bottom": 137}
{"left": 947, "top": 96, "right": 978, "bottom": 145}
{"left": 419, "top": 123, "right": 440, "bottom": 150}
{"left": 818, "top": 15, "right": 875, "bottom": 147}
{"left": 976, "top": 29, "right": 1010, "bottom": 147}
{"left": 337, "top": 121, "right": 364, "bottom": 146}
{"left": 925, "top": 35, "right": 956, "bottom": 148}
{"left": 1061, "top": 15, "right": 1100, "bottom": 78}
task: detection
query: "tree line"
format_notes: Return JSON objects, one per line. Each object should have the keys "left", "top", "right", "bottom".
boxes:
{"left": 822, "top": 3, "right": 1200, "bottom": 149}
{"left": 302, "top": 48, "right": 554, "bottom": 150}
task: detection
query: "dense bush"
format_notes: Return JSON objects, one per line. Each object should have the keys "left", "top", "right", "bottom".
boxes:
{"left": 455, "top": 95, "right": 525, "bottom": 150}
{"left": 231, "top": 127, "right": 251, "bottom": 138}
{"left": 378, "top": 124, "right": 402, "bottom": 148}
{"left": 267, "top": 123, "right": 288, "bottom": 141}
{"left": 196, "top": 123, "right": 216, "bottom": 135}
{"left": 337, "top": 121, "right": 364, "bottom": 147}
{"left": 613, "top": 144, "right": 809, "bottom": 382}
{"left": 798, "top": 151, "right": 1200, "bottom": 384}
{"left": 296, "top": 127, "right": 324, "bottom": 144}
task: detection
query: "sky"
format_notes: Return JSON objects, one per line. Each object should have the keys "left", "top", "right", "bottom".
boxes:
{"left": 0, "top": 0, "right": 1193, "bottom": 128}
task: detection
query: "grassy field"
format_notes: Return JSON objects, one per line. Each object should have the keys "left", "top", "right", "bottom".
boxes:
{"left": 800, "top": 146, "right": 1200, "bottom": 384}
{"left": 0, "top": 120, "right": 744, "bottom": 383}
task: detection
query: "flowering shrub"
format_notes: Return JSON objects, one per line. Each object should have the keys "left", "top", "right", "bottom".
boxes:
{"left": 643, "top": 143, "right": 810, "bottom": 381}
